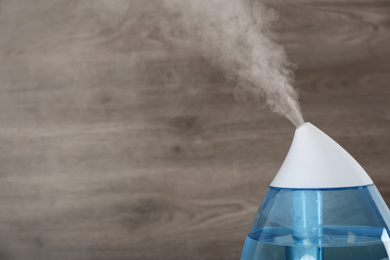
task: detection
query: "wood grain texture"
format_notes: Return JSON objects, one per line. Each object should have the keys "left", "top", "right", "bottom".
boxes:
{"left": 0, "top": 0, "right": 389, "bottom": 259}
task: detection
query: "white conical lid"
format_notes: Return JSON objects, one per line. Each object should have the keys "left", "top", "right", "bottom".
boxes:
{"left": 270, "top": 122, "right": 373, "bottom": 189}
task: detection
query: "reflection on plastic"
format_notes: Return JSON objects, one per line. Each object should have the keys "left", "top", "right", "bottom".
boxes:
{"left": 300, "top": 255, "right": 315, "bottom": 260}
{"left": 381, "top": 229, "right": 390, "bottom": 258}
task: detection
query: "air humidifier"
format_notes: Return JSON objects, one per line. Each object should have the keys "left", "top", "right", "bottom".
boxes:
{"left": 241, "top": 122, "right": 390, "bottom": 260}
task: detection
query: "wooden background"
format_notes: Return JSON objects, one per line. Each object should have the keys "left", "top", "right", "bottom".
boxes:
{"left": 0, "top": 0, "right": 389, "bottom": 259}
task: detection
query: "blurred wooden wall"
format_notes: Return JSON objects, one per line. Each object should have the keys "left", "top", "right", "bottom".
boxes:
{"left": 0, "top": 0, "right": 389, "bottom": 259}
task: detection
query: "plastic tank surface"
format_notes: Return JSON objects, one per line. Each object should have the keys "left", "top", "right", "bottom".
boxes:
{"left": 241, "top": 185, "right": 390, "bottom": 260}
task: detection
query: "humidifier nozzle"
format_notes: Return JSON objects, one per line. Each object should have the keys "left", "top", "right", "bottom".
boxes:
{"left": 271, "top": 122, "right": 373, "bottom": 189}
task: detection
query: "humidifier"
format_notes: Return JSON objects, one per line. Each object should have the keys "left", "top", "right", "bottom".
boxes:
{"left": 241, "top": 122, "right": 390, "bottom": 260}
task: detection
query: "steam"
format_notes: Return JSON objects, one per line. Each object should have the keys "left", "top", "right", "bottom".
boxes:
{"left": 160, "top": 0, "right": 305, "bottom": 127}
{"left": 98, "top": 0, "right": 305, "bottom": 127}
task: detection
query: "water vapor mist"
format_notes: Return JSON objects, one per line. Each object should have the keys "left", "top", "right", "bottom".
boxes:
{"left": 161, "top": 0, "right": 305, "bottom": 127}
{"left": 98, "top": 0, "right": 305, "bottom": 127}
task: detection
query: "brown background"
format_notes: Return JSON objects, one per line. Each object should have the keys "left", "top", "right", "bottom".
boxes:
{"left": 0, "top": 0, "right": 389, "bottom": 259}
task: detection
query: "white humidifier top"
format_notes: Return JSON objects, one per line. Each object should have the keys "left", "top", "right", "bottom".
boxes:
{"left": 270, "top": 122, "right": 373, "bottom": 189}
